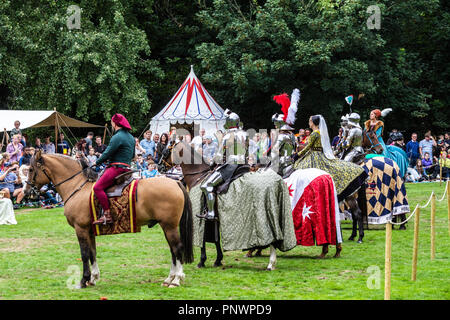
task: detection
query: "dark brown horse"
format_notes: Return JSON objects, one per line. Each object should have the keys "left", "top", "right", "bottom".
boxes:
{"left": 24, "top": 150, "right": 193, "bottom": 288}
{"left": 343, "top": 128, "right": 384, "bottom": 243}
{"left": 162, "top": 142, "right": 341, "bottom": 264}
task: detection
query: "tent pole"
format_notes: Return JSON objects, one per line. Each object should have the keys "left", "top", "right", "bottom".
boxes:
{"left": 1, "top": 128, "right": 6, "bottom": 152}
{"left": 54, "top": 109, "right": 59, "bottom": 150}
{"left": 103, "top": 123, "right": 107, "bottom": 143}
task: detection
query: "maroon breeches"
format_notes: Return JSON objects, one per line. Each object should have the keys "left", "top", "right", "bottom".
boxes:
{"left": 93, "top": 166, "right": 129, "bottom": 211}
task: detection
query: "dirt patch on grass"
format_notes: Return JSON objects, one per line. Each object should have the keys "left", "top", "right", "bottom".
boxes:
{"left": 0, "top": 238, "right": 47, "bottom": 252}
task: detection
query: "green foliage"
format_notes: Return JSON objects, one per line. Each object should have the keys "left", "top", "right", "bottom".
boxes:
{"left": 195, "top": 0, "right": 449, "bottom": 133}
{"left": 0, "top": 0, "right": 163, "bottom": 132}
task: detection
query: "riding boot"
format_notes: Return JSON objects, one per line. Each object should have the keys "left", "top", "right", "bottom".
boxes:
{"left": 93, "top": 209, "right": 113, "bottom": 225}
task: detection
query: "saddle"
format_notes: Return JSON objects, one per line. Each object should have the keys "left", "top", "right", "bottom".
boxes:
{"left": 105, "top": 170, "right": 138, "bottom": 198}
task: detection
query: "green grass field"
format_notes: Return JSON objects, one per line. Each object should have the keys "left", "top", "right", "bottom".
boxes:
{"left": 1, "top": 182, "right": 449, "bottom": 300}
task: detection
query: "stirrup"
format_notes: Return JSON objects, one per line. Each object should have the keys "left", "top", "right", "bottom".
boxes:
{"left": 196, "top": 213, "right": 218, "bottom": 221}
{"left": 93, "top": 211, "right": 113, "bottom": 225}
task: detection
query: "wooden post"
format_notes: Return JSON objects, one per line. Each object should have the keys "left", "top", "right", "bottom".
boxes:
{"left": 384, "top": 221, "right": 392, "bottom": 300}
{"left": 54, "top": 109, "right": 58, "bottom": 151}
{"left": 103, "top": 123, "right": 107, "bottom": 144}
{"left": 411, "top": 205, "right": 420, "bottom": 281}
{"left": 431, "top": 192, "right": 436, "bottom": 260}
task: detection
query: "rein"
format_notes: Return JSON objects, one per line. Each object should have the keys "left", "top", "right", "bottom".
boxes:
{"left": 364, "top": 130, "right": 381, "bottom": 152}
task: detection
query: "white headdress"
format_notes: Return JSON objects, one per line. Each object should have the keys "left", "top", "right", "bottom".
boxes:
{"left": 317, "top": 115, "right": 335, "bottom": 160}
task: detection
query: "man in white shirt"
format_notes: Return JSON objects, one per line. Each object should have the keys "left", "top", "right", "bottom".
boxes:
{"left": 191, "top": 128, "right": 206, "bottom": 153}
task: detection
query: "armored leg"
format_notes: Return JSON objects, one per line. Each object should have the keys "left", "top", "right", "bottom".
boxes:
{"left": 197, "top": 171, "right": 224, "bottom": 220}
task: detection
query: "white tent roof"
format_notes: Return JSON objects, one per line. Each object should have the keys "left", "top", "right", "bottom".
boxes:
{"left": 0, "top": 110, "right": 103, "bottom": 131}
{"left": 150, "top": 66, "right": 226, "bottom": 136}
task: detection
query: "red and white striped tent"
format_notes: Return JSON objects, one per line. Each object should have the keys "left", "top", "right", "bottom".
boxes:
{"left": 150, "top": 66, "right": 226, "bottom": 136}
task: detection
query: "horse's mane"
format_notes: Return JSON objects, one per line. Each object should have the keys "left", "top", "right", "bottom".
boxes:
{"left": 42, "top": 154, "right": 98, "bottom": 181}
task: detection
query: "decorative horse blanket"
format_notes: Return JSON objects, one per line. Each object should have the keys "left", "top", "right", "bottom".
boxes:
{"left": 284, "top": 168, "right": 342, "bottom": 246}
{"left": 361, "top": 157, "right": 409, "bottom": 224}
{"left": 190, "top": 169, "right": 296, "bottom": 252}
{"left": 89, "top": 180, "right": 140, "bottom": 236}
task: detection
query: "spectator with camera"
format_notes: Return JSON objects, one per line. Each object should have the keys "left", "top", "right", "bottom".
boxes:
{"left": 6, "top": 134, "right": 23, "bottom": 163}
{"left": 0, "top": 162, "right": 25, "bottom": 208}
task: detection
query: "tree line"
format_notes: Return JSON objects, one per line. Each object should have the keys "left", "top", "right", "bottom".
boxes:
{"left": 1, "top": 0, "right": 448, "bottom": 136}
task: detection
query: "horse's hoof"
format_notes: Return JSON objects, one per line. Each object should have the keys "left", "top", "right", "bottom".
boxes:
{"left": 245, "top": 252, "right": 253, "bottom": 258}
{"left": 334, "top": 254, "right": 341, "bottom": 258}
{"left": 213, "top": 262, "right": 223, "bottom": 267}
{"left": 255, "top": 251, "right": 262, "bottom": 257}
{"left": 348, "top": 236, "right": 355, "bottom": 241}
{"left": 266, "top": 267, "right": 275, "bottom": 271}
{"left": 168, "top": 283, "right": 180, "bottom": 288}
{"left": 357, "top": 240, "right": 363, "bottom": 244}
{"left": 197, "top": 263, "right": 205, "bottom": 268}
{"left": 162, "top": 282, "right": 170, "bottom": 287}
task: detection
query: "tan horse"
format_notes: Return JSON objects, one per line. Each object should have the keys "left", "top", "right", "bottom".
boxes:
{"left": 24, "top": 150, "right": 193, "bottom": 288}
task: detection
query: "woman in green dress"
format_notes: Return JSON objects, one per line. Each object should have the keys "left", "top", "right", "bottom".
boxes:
{"left": 293, "top": 115, "right": 367, "bottom": 201}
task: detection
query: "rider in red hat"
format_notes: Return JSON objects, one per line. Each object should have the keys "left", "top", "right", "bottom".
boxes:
{"left": 92, "top": 113, "right": 135, "bottom": 225}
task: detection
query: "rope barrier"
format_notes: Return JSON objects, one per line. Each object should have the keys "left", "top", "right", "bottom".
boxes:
{"left": 419, "top": 191, "right": 435, "bottom": 209}
{"left": 389, "top": 205, "right": 419, "bottom": 225}
{"left": 436, "top": 180, "right": 448, "bottom": 202}
{"left": 388, "top": 180, "right": 448, "bottom": 226}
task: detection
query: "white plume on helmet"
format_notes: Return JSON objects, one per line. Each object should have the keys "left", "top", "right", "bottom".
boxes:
{"left": 285, "top": 88, "right": 300, "bottom": 126}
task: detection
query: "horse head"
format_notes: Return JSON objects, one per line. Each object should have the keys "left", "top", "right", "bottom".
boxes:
{"left": 24, "top": 149, "right": 52, "bottom": 198}
{"left": 363, "top": 130, "right": 384, "bottom": 154}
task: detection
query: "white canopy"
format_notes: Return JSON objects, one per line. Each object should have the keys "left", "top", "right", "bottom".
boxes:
{"left": 150, "top": 66, "right": 226, "bottom": 136}
{"left": 0, "top": 110, "right": 103, "bottom": 131}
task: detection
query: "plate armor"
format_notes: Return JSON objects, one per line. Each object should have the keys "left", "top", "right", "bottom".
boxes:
{"left": 198, "top": 110, "right": 249, "bottom": 220}
{"left": 342, "top": 113, "right": 364, "bottom": 162}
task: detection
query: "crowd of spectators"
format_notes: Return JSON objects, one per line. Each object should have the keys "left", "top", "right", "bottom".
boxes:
{"left": 404, "top": 131, "right": 450, "bottom": 182}
{"left": 2, "top": 118, "right": 448, "bottom": 210}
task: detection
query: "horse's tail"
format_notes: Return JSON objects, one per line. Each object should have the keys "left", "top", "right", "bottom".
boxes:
{"left": 177, "top": 181, "right": 194, "bottom": 264}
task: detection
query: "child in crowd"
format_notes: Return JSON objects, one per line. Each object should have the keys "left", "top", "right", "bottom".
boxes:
{"left": 437, "top": 151, "right": 450, "bottom": 180}
{"left": 422, "top": 152, "right": 434, "bottom": 178}
{"left": 86, "top": 147, "right": 97, "bottom": 166}
{"left": 142, "top": 162, "right": 160, "bottom": 178}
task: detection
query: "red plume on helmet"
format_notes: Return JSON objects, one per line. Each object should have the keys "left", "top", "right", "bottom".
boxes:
{"left": 273, "top": 93, "right": 290, "bottom": 122}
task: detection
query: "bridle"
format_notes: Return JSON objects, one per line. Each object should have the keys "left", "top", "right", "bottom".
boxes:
{"left": 27, "top": 156, "right": 93, "bottom": 205}
{"left": 159, "top": 142, "right": 213, "bottom": 185}
{"left": 364, "top": 129, "right": 382, "bottom": 153}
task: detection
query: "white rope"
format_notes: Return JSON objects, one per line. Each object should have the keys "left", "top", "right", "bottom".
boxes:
{"left": 436, "top": 180, "right": 449, "bottom": 202}
{"left": 389, "top": 204, "right": 419, "bottom": 225}
{"left": 419, "top": 191, "right": 434, "bottom": 209}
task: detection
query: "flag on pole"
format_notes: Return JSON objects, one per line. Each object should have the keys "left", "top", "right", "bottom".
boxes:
{"left": 345, "top": 95, "right": 354, "bottom": 106}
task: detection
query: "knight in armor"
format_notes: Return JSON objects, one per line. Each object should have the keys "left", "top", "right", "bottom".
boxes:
{"left": 334, "top": 114, "right": 349, "bottom": 158}
{"left": 270, "top": 89, "right": 300, "bottom": 177}
{"left": 341, "top": 113, "right": 364, "bottom": 162}
{"left": 196, "top": 109, "right": 250, "bottom": 220}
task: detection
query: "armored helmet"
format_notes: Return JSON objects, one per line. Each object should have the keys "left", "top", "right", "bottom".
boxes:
{"left": 347, "top": 113, "right": 361, "bottom": 128}
{"left": 223, "top": 109, "right": 240, "bottom": 130}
